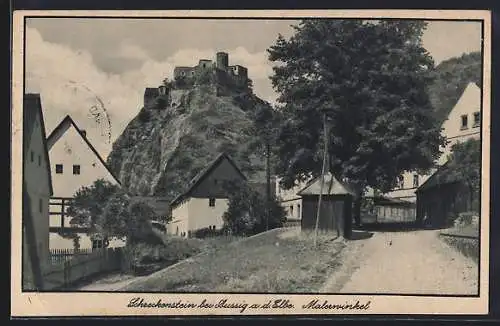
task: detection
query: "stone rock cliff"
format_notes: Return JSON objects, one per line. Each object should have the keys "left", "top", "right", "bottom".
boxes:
{"left": 106, "top": 84, "right": 269, "bottom": 206}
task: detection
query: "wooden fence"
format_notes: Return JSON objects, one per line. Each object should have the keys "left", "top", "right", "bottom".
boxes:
{"left": 43, "top": 247, "right": 123, "bottom": 290}
{"left": 49, "top": 248, "right": 93, "bottom": 265}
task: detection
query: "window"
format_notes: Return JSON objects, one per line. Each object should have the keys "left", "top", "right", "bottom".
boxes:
{"left": 39, "top": 198, "right": 42, "bottom": 213}
{"left": 290, "top": 205, "right": 294, "bottom": 216}
{"left": 55, "top": 164, "right": 63, "bottom": 174}
{"left": 209, "top": 198, "right": 216, "bottom": 207}
{"left": 413, "top": 175, "right": 419, "bottom": 188}
{"left": 297, "top": 204, "right": 301, "bottom": 218}
{"left": 397, "top": 175, "right": 404, "bottom": 189}
{"left": 461, "top": 114, "right": 468, "bottom": 130}
{"left": 38, "top": 155, "right": 41, "bottom": 166}
{"left": 73, "top": 164, "right": 81, "bottom": 175}
{"left": 30, "top": 151, "right": 34, "bottom": 162}
{"left": 92, "top": 240, "right": 104, "bottom": 249}
{"left": 473, "top": 111, "right": 480, "bottom": 127}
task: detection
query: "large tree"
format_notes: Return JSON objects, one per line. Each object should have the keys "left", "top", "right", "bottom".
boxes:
{"left": 268, "top": 19, "right": 446, "bottom": 223}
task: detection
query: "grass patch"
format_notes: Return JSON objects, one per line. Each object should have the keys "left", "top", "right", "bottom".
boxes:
{"left": 124, "top": 234, "right": 240, "bottom": 276}
{"left": 440, "top": 235, "right": 479, "bottom": 264}
{"left": 122, "top": 228, "right": 346, "bottom": 293}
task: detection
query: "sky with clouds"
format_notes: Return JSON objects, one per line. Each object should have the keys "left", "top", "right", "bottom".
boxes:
{"left": 24, "top": 18, "right": 482, "bottom": 159}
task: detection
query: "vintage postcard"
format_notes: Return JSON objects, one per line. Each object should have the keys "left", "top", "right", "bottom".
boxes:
{"left": 11, "top": 10, "right": 491, "bottom": 317}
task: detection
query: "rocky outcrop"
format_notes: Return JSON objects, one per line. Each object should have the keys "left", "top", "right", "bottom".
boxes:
{"left": 106, "top": 84, "right": 269, "bottom": 206}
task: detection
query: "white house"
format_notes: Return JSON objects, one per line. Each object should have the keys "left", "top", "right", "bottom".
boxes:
{"left": 275, "top": 177, "right": 307, "bottom": 222}
{"left": 46, "top": 115, "right": 125, "bottom": 250}
{"left": 385, "top": 82, "right": 481, "bottom": 205}
{"left": 23, "top": 94, "right": 53, "bottom": 286}
{"left": 168, "top": 153, "right": 247, "bottom": 237}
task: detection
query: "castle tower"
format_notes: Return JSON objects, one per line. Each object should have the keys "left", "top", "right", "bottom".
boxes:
{"left": 216, "top": 52, "right": 229, "bottom": 70}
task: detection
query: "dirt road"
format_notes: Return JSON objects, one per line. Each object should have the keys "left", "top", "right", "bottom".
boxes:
{"left": 321, "top": 229, "right": 478, "bottom": 295}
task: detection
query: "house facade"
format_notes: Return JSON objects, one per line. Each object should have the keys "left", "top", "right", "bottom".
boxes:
{"left": 384, "top": 82, "right": 481, "bottom": 207}
{"left": 23, "top": 94, "right": 53, "bottom": 280}
{"left": 169, "top": 153, "right": 247, "bottom": 237}
{"left": 46, "top": 115, "right": 124, "bottom": 250}
{"left": 275, "top": 178, "right": 307, "bottom": 222}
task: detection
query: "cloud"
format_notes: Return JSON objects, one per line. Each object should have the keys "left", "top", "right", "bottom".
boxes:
{"left": 116, "top": 42, "right": 151, "bottom": 61}
{"left": 25, "top": 27, "right": 279, "bottom": 159}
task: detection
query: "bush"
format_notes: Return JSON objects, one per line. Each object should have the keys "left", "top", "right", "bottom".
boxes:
{"left": 192, "top": 227, "right": 226, "bottom": 239}
{"left": 454, "top": 211, "right": 479, "bottom": 227}
{"left": 122, "top": 236, "right": 204, "bottom": 276}
{"left": 223, "top": 180, "right": 287, "bottom": 236}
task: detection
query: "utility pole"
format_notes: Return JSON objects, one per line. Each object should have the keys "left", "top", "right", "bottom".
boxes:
{"left": 314, "top": 111, "right": 329, "bottom": 247}
{"left": 265, "top": 138, "right": 271, "bottom": 231}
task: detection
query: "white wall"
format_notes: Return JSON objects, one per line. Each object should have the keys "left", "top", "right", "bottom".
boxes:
{"left": 275, "top": 177, "right": 308, "bottom": 220}
{"left": 281, "top": 198, "right": 303, "bottom": 220}
{"left": 170, "top": 199, "right": 190, "bottom": 237}
{"left": 49, "top": 232, "right": 126, "bottom": 250}
{"left": 48, "top": 123, "right": 118, "bottom": 198}
{"left": 439, "top": 83, "right": 481, "bottom": 165}
{"left": 188, "top": 197, "right": 228, "bottom": 231}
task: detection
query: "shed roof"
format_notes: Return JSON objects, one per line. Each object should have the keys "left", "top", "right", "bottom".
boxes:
{"left": 297, "top": 172, "right": 355, "bottom": 196}
{"left": 416, "top": 161, "right": 461, "bottom": 193}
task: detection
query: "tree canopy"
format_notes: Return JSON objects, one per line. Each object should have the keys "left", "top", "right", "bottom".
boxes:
{"left": 67, "top": 179, "right": 159, "bottom": 244}
{"left": 268, "top": 19, "right": 446, "bottom": 194}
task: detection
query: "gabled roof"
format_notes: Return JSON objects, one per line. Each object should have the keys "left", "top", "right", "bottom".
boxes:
{"left": 46, "top": 115, "right": 121, "bottom": 185}
{"left": 438, "top": 81, "right": 481, "bottom": 125}
{"left": 24, "top": 93, "right": 54, "bottom": 195}
{"left": 415, "top": 160, "right": 461, "bottom": 193}
{"left": 170, "top": 152, "right": 247, "bottom": 208}
{"left": 297, "top": 172, "right": 355, "bottom": 196}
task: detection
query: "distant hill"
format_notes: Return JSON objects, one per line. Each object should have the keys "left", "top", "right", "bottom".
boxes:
{"left": 427, "top": 51, "right": 482, "bottom": 124}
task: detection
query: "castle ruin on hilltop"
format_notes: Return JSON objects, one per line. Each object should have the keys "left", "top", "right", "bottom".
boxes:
{"left": 143, "top": 51, "right": 250, "bottom": 108}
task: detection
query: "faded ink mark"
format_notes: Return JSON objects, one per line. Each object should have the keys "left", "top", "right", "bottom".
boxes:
{"left": 67, "top": 80, "right": 113, "bottom": 144}
{"left": 25, "top": 72, "right": 112, "bottom": 144}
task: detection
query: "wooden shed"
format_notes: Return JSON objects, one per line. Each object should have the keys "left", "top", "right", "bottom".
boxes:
{"left": 297, "top": 173, "right": 354, "bottom": 238}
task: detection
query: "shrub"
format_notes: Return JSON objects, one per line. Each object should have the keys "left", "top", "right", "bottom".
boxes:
{"left": 192, "top": 227, "right": 226, "bottom": 239}
{"left": 454, "top": 211, "right": 479, "bottom": 227}
{"left": 223, "top": 180, "right": 287, "bottom": 236}
{"left": 122, "top": 236, "right": 204, "bottom": 275}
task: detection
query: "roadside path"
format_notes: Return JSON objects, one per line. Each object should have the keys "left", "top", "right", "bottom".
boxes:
{"left": 321, "top": 229, "right": 478, "bottom": 295}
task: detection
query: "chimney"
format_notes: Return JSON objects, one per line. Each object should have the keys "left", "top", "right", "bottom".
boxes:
{"left": 81, "top": 130, "right": 87, "bottom": 138}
